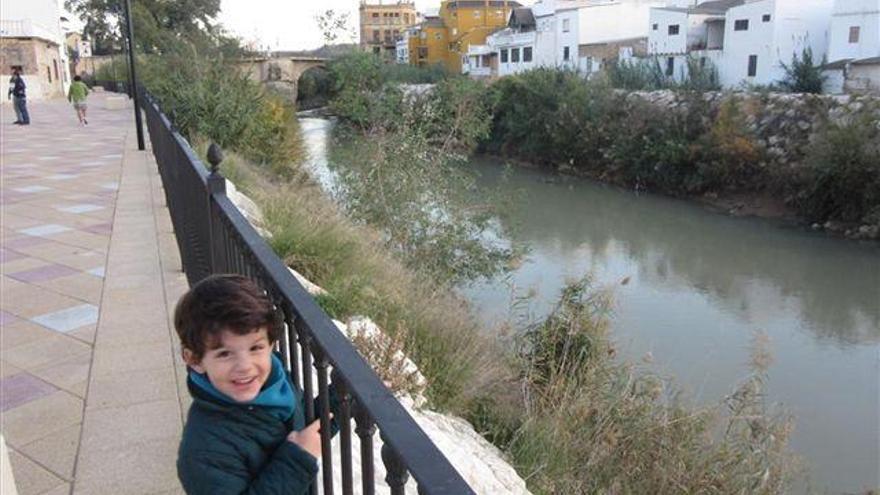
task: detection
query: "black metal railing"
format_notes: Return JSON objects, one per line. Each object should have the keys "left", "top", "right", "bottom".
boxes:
{"left": 140, "top": 89, "right": 475, "bottom": 495}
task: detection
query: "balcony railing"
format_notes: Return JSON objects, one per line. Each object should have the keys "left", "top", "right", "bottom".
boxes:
{"left": 138, "top": 87, "right": 476, "bottom": 495}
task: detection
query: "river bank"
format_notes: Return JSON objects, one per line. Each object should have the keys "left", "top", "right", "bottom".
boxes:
{"left": 302, "top": 114, "right": 880, "bottom": 493}
{"left": 487, "top": 152, "right": 879, "bottom": 241}
{"left": 483, "top": 75, "right": 880, "bottom": 242}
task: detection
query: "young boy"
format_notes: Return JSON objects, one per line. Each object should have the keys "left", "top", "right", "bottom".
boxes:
{"left": 175, "top": 274, "right": 331, "bottom": 494}
{"left": 67, "top": 75, "right": 90, "bottom": 125}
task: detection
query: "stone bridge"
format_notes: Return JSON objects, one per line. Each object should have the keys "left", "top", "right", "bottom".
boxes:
{"left": 234, "top": 56, "right": 328, "bottom": 100}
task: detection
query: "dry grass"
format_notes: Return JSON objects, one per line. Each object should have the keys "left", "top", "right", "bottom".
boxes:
{"left": 209, "top": 145, "right": 799, "bottom": 495}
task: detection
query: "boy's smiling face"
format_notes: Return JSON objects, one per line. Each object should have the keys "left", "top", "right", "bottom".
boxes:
{"left": 185, "top": 327, "right": 273, "bottom": 403}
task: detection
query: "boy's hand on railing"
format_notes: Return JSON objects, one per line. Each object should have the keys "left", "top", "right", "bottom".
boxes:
{"left": 287, "top": 414, "right": 333, "bottom": 460}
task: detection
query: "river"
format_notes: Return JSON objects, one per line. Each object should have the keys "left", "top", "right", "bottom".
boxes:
{"left": 299, "top": 116, "right": 880, "bottom": 494}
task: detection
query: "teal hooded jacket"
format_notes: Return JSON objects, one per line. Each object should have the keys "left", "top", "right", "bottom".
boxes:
{"left": 177, "top": 355, "right": 337, "bottom": 494}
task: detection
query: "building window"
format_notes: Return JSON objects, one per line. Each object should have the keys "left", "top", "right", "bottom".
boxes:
{"left": 734, "top": 19, "right": 749, "bottom": 31}
{"left": 652, "top": 23, "right": 658, "bottom": 31}
{"left": 849, "top": 26, "right": 860, "bottom": 43}
{"left": 435, "top": 33, "right": 441, "bottom": 40}
{"left": 418, "top": 47, "right": 428, "bottom": 58}
{"left": 700, "top": 56, "right": 706, "bottom": 68}
{"left": 372, "top": 13, "right": 379, "bottom": 18}
{"left": 762, "top": 14, "right": 771, "bottom": 22}
{"left": 511, "top": 47, "right": 520, "bottom": 62}
{"left": 501, "top": 49, "right": 509, "bottom": 63}
{"left": 562, "top": 18, "right": 570, "bottom": 32}
{"left": 474, "top": 10, "right": 481, "bottom": 17}
{"left": 563, "top": 46, "right": 570, "bottom": 61}
{"left": 47, "top": 66, "right": 52, "bottom": 83}
{"left": 666, "top": 57, "right": 674, "bottom": 76}
{"left": 668, "top": 24, "right": 680, "bottom": 35}
{"left": 523, "top": 46, "right": 533, "bottom": 62}
{"left": 53, "top": 59, "right": 59, "bottom": 80}
{"left": 452, "top": 28, "right": 458, "bottom": 36}
{"left": 373, "top": 30, "right": 380, "bottom": 42}
{"left": 748, "top": 55, "right": 757, "bottom": 76}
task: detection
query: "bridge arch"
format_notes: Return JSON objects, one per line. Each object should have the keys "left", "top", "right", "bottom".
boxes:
{"left": 234, "top": 56, "right": 329, "bottom": 101}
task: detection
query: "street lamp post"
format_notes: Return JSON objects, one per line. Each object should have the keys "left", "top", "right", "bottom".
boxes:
{"left": 122, "top": 0, "right": 145, "bottom": 151}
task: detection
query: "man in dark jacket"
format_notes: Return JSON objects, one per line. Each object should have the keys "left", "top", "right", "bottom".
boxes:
{"left": 8, "top": 69, "right": 30, "bottom": 125}
{"left": 174, "top": 274, "right": 336, "bottom": 494}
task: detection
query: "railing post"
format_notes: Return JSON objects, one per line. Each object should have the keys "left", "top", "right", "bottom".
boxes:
{"left": 354, "top": 404, "right": 376, "bottom": 495}
{"left": 331, "top": 370, "right": 354, "bottom": 495}
{"left": 381, "top": 433, "right": 409, "bottom": 495}
{"left": 206, "top": 143, "right": 226, "bottom": 274}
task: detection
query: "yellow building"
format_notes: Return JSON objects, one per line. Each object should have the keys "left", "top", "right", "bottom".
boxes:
{"left": 360, "top": 1, "right": 420, "bottom": 59}
{"left": 410, "top": 0, "right": 519, "bottom": 73}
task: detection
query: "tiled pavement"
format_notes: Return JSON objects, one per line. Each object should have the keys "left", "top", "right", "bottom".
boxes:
{"left": 1, "top": 94, "right": 190, "bottom": 494}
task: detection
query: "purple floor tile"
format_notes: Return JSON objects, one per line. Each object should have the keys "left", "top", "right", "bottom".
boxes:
{"left": 82, "top": 223, "right": 113, "bottom": 235}
{"left": 0, "top": 248, "right": 27, "bottom": 263}
{"left": 3, "top": 236, "right": 51, "bottom": 249}
{"left": 0, "top": 310, "right": 18, "bottom": 327}
{"left": 8, "top": 263, "right": 80, "bottom": 283}
{"left": 0, "top": 373, "right": 59, "bottom": 411}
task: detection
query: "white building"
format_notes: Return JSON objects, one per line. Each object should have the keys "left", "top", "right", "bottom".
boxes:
{"left": 647, "top": 1, "right": 728, "bottom": 78}
{"left": 464, "top": 7, "right": 540, "bottom": 77}
{"left": 1, "top": 0, "right": 71, "bottom": 99}
{"left": 648, "top": 0, "right": 834, "bottom": 88}
{"left": 577, "top": 0, "right": 664, "bottom": 76}
{"left": 824, "top": 0, "right": 880, "bottom": 93}
{"left": 723, "top": 0, "right": 832, "bottom": 87}
{"left": 465, "top": 0, "right": 663, "bottom": 78}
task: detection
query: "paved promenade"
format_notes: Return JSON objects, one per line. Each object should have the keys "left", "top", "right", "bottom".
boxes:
{"left": 1, "top": 93, "right": 190, "bottom": 494}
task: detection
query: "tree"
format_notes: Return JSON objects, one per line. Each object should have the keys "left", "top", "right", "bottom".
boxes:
{"left": 64, "top": 0, "right": 123, "bottom": 55}
{"left": 779, "top": 47, "right": 827, "bottom": 94}
{"left": 315, "top": 9, "right": 355, "bottom": 46}
{"left": 65, "top": 0, "right": 237, "bottom": 55}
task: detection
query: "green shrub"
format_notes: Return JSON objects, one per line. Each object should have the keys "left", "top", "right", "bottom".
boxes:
{"left": 497, "top": 278, "right": 796, "bottom": 494}
{"left": 328, "top": 52, "right": 384, "bottom": 126}
{"left": 779, "top": 47, "right": 827, "bottom": 94}
{"left": 381, "top": 62, "right": 448, "bottom": 84}
{"left": 297, "top": 67, "right": 334, "bottom": 109}
{"left": 142, "top": 50, "right": 302, "bottom": 169}
{"left": 798, "top": 105, "right": 880, "bottom": 223}
{"left": 605, "top": 55, "right": 719, "bottom": 92}
{"left": 696, "top": 96, "right": 765, "bottom": 191}
{"left": 606, "top": 57, "right": 667, "bottom": 90}
{"left": 487, "top": 68, "right": 621, "bottom": 169}
{"left": 92, "top": 56, "right": 130, "bottom": 83}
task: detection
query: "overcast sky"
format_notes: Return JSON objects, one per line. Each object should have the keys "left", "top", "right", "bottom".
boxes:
{"left": 218, "top": 0, "right": 533, "bottom": 51}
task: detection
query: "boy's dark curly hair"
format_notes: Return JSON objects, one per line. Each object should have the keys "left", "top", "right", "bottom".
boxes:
{"left": 174, "top": 274, "right": 281, "bottom": 360}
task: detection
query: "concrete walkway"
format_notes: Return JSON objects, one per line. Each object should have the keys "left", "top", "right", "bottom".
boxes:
{"left": 1, "top": 93, "right": 189, "bottom": 494}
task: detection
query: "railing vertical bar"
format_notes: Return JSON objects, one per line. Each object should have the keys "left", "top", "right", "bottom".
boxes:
{"left": 298, "top": 319, "right": 316, "bottom": 423}
{"left": 283, "top": 302, "right": 302, "bottom": 390}
{"left": 331, "top": 370, "right": 354, "bottom": 495}
{"left": 355, "top": 406, "right": 376, "bottom": 495}
{"left": 315, "top": 350, "right": 333, "bottom": 495}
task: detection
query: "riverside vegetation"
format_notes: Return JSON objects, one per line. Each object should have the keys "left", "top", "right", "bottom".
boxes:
{"left": 249, "top": 52, "right": 800, "bottom": 494}
{"left": 108, "top": 30, "right": 804, "bottom": 489}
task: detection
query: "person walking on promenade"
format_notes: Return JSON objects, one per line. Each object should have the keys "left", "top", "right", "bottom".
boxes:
{"left": 68, "top": 75, "right": 90, "bottom": 125}
{"left": 7, "top": 69, "right": 30, "bottom": 125}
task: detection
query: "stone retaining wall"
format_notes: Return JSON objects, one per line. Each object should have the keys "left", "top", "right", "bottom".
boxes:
{"left": 625, "top": 90, "right": 880, "bottom": 170}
